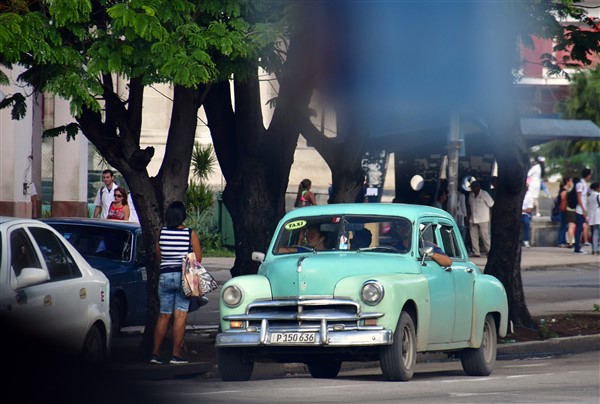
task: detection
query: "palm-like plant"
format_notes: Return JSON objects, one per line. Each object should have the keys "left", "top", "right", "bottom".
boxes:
{"left": 191, "top": 143, "right": 216, "bottom": 182}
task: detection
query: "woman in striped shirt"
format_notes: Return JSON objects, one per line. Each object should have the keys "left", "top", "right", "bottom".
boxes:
{"left": 151, "top": 201, "right": 202, "bottom": 365}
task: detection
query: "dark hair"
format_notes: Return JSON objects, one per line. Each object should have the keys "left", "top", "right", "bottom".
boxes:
{"left": 102, "top": 169, "right": 114, "bottom": 177}
{"left": 590, "top": 182, "right": 600, "bottom": 191}
{"left": 165, "top": 201, "right": 186, "bottom": 229}
{"left": 581, "top": 168, "right": 592, "bottom": 178}
{"left": 294, "top": 179, "right": 312, "bottom": 207}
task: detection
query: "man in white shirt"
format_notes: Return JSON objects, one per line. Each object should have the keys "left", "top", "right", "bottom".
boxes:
{"left": 93, "top": 169, "right": 139, "bottom": 222}
{"left": 521, "top": 189, "right": 534, "bottom": 248}
{"left": 468, "top": 181, "right": 495, "bottom": 257}
{"left": 574, "top": 168, "right": 592, "bottom": 254}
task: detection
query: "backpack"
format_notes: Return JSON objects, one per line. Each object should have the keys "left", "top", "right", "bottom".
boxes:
{"left": 566, "top": 185, "right": 578, "bottom": 210}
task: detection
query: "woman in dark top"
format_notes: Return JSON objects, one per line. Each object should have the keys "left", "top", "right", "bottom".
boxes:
{"left": 150, "top": 201, "right": 202, "bottom": 365}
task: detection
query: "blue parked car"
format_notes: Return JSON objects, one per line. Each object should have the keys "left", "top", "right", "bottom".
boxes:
{"left": 43, "top": 218, "right": 147, "bottom": 334}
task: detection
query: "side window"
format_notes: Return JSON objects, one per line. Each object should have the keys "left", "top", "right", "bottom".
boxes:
{"left": 440, "top": 224, "right": 462, "bottom": 259}
{"left": 10, "top": 228, "right": 41, "bottom": 276}
{"left": 29, "top": 227, "right": 81, "bottom": 280}
{"left": 419, "top": 222, "right": 437, "bottom": 249}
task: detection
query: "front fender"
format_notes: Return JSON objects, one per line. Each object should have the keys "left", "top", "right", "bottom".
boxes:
{"left": 471, "top": 274, "right": 509, "bottom": 346}
{"left": 219, "top": 275, "right": 272, "bottom": 331}
{"left": 335, "top": 274, "right": 431, "bottom": 351}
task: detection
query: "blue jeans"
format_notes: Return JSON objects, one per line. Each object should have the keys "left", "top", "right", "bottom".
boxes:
{"left": 574, "top": 213, "right": 585, "bottom": 252}
{"left": 521, "top": 213, "right": 532, "bottom": 242}
{"left": 557, "top": 211, "right": 568, "bottom": 245}
{"left": 158, "top": 272, "right": 190, "bottom": 314}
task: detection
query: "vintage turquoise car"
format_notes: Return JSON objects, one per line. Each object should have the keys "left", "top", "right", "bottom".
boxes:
{"left": 216, "top": 203, "right": 508, "bottom": 381}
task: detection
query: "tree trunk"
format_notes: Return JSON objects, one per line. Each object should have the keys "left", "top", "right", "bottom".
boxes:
{"left": 472, "top": 2, "right": 536, "bottom": 330}
{"left": 299, "top": 117, "right": 366, "bottom": 204}
{"left": 204, "top": 35, "right": 315, "bottom": 276}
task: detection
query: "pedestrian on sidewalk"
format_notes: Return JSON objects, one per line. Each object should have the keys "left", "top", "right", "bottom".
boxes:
{"left": 587, "top": 182, "right": 600, "bottom": 255}
{"left": 521, "top": 187, "right": 534, "bottom": 248}
{"left": 574, "top": 169, "right": 592, "bottom": 254}
{"left": 151, "top": 201, "right": 203, "bottom": 365}
{"left": 557, "top": 177, "right": 572, "bottom": 247}
{"left": 468, "top": 180, "right": 494, "bottom": 257}
{"left": 527, "top": 156, "right": 543, "bottom": 217}
{"left": 294, "top": 178, "right": 317, "bottom": 207}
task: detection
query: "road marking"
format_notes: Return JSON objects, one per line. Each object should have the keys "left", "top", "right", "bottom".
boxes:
{"left": 442, "top": 377, "right": 496, "bottom": 383}
{"left": 197, "top": 390, "right": 243, "bottom": 395}
{"left": 503, "top": 363, "right": 550, "bottom": 368}
{"left": 507, "top": 374, "right": 536, "bottom": 378}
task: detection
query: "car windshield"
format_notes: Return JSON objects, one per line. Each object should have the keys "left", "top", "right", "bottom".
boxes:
{"left": 50, "top": 224, "right": 133, "bottom": 262}
{"left": 273, "top": 215, "right": 412, "bottom": 255}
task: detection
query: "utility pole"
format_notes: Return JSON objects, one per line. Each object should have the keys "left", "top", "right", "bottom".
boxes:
{"left": 447, "top": 113, "right": 462, "bottom": 221}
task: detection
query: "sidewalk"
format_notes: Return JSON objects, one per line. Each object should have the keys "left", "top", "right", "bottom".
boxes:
{"left": 112, "top": 247, "right": 599, "bottom": 380}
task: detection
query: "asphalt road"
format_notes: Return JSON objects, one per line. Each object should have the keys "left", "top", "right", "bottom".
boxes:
{"left": 182, "top": 259, "right": 599, "bottom": 330}
{"left": 133, "top": 351, "right": 600, "bottom": 403}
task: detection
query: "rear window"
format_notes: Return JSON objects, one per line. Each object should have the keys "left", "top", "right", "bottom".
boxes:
{"left": 49, "top": 224, "right": 133, "bottom": 262}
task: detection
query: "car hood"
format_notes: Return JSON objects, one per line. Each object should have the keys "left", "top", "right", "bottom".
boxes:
{"left": 259, "top": 252, "right": 420, "bottom": 298}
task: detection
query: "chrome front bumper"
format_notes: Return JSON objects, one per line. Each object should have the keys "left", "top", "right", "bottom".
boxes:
{"left": 216, "top": 318, "right": 393, "bottom": 347}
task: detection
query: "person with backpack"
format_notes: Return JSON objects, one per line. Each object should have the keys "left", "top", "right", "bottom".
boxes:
{"left": 565, "top": 176, "right": 579, "bottom": 248}
{"left": 556, "top": 177, "right": 572, "bottom": 247}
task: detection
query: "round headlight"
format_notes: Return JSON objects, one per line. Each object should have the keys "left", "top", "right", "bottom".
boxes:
{"left": 361, "top": 280, "right": 384, "bottom": 306}
{"left": 222, "top": 285, "right": 243, "bottom": 307}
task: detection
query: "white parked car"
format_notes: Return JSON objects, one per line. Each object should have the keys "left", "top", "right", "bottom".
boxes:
{"left": 0, "top": 217, "right": 111, "bottom": 362}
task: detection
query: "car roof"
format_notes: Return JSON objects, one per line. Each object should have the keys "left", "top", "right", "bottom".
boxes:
{"left": 0, "top": 216, "right": 47, "bottom": 226}
{"left": 41, "top": 217, "right": 141, "bottom": 231}
{"left": 282, "top": 203, "right": 452, "bottom": 222}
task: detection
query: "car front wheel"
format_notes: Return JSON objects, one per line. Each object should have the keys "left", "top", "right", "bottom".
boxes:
{"left": 460, "top": 314, "right": 497, "bottom": 376}
{"left": 217, "top": 348, "right": 254, "bottom": 381}
{"left": 380, "top": 311, "right": 417, "bottom": 381}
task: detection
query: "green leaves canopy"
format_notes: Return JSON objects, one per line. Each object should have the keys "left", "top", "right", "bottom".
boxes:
{"left": 0, "top": 0, "right": 285, "bottom": 116}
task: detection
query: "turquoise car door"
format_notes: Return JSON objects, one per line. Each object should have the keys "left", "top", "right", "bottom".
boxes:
{"left": 438, "top": 221, "right": 474, "bottom": 342}
{"left": 418, "top": 220, "right": 455, "bottom": 344}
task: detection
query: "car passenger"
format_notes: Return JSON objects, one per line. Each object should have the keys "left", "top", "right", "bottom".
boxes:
{"left": 279, "top": 225, "right": 327, "bottom": 253}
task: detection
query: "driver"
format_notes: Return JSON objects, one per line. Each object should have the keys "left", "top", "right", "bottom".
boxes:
{"left": 278, "top": 225, "right": 327, "bottom": 253}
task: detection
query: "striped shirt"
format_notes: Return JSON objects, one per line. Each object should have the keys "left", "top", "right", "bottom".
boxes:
{"left": 159, "top": 227, "right": 190, "bottom": 273}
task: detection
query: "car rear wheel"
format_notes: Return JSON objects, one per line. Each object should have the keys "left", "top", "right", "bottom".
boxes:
{"left": 380, "top": 311, "right": 417, "bottom": 381}
{"left": 217, "top": 348, "right": 254, "bottom": 381}
{"left": 460, "top": 314, "right": 497, "bottom": 376}
{"left": 81, "top": 325, "right": 106, "bottom": 364}
{"left": 307, "top": 361, "right": 342, "bottom": 378}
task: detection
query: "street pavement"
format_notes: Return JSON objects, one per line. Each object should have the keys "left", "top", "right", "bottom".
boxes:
{"left": 114, "top": 245, "right": 599, "bottom": 380}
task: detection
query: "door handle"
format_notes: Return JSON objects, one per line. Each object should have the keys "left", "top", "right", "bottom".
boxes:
{"left": 465, "top": 268, "right": 473, "bottom": 273}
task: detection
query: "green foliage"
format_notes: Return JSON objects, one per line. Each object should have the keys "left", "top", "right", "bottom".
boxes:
{"left": 184, "top": 206, "right": 234, "bottom": 257}
{"left": 593, "top": 304, "right": 600, "bottom": 312}
{"left": 536, "top": 66, "right": 600, "bottom": 179}
{"left": 0, "top": 0, "right": 287, "bottom": 117}
{"left": 186, "top": 180, "right": 214, "bottom": 213}
{"left": 191, "top": 143, "right": 216, "bottom": 181}
{"left": 0, "top": 93, "right": 26, "bottom": 120}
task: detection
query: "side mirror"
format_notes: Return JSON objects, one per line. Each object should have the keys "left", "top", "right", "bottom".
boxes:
{"left": 16, "top": 267, "right": 48, "bottom": 288}
{"left": 251, "top": 251, "right": 265, "bottom": 263}
{"left": 419, "top": 246, "right": 434, "bottom": 266}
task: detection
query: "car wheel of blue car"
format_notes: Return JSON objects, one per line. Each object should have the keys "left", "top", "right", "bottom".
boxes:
{"left": 460, "top": 314, "right": 497, "bottom": 376}
{"left": 307, "top": 361, "right": 342, "bottom": 378}
{"left": 110, "top": 297, "right": 124, "bottom": 336}
{"left": 217, "top": 348, "right": 254, "bottom": 381}
{"left": 380, "top": 311, "right": 417, "bottom": 381}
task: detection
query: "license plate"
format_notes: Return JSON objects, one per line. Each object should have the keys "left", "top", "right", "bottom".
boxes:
{"left": 269, "top": 332, "right": 317, "bottom": 344}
